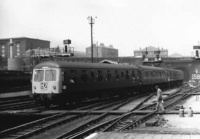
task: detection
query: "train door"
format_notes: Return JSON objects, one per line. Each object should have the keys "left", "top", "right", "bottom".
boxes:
{"left": 62, "top": 69, "right": 80, "bottom": 93}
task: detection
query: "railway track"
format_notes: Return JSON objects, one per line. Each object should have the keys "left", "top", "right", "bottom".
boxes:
{"left": 0, "top": 96, "right": 42, "bottom": 111}
{"left": 0, "top": 95, "right": 143, "bottom": 139}
{"left": 62, "top": 88, "right": 195, "bottom": 139}
{"left": 0, "top": 87, "right": 194, "bottom": 139}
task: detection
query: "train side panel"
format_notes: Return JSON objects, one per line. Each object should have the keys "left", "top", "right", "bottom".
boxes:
{"left": 31, "top": 61, "right": 184, "bottom": 106}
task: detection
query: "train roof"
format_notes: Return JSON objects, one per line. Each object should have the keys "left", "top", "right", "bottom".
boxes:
{"left": 137, "top": 65, "right": 165, "bottom": 71}
{"left": 34, "top": 61, "right": 140, "bottom": 70}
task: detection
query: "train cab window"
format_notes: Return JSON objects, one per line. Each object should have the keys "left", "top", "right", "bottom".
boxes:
{"left": 70, "top": 70, "right": 77, "bottom": 83}
{"left": 106, "top": 70, "right": 112, "bottom": 81}
{"left": 115, "top": 70, "right": 119, "bottom": 80}
{"left": 45, "top": 69, "right": 56, "bottom": 81}
{"left": 97, "top": 70, "right": 103, "bottom": 81}
{"left": 34, "top": 70, "right": 44, "bottom": 82}
{"left": 125, "top": 71, "right": 129, "bottom": 80}
{"left": 81, "top": 70, "right": 87, "bottom": 82}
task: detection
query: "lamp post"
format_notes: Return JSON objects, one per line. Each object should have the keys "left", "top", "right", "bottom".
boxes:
{"left": 87, "top": 16, "right": 96, "bottom": 63}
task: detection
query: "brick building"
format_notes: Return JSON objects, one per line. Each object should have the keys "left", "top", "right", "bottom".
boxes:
{"left": 134, "top": 46, "right": 168, "bottom": 58}
{"left": 86, "top": 43, "right": 118, "bottom": 58}
{"left": 0, "top": 37, "right": 50, "bottom": 58}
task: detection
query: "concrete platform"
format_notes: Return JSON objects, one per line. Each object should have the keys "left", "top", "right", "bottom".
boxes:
{"left": 85, "top": 132, "right": 200, "bottom": 139}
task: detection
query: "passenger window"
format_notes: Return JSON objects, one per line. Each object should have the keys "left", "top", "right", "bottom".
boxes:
{"left": 138, "top": 71, "right": 141, "bottom": 79}
{"left": 81, "top": 70, "right": 87, "bottom": 82}
{"left": 121, "top": 71, "right": 124, "bottom": 78}
{"left": 131, "top": 71, "right": 135, "bottom": 80}
{"left": 90, "top": 71, "right": 95, "bottom": 79}
{"left": 70, "top": 70, "right": 77, "bottom": 83}
{"left": 145, "top": 71, "right": 148, "bottom": 79}
{"left": 97, "top": 70, "right": 103, "bottom": 81}
{"left": 106, "top": 70, "right": 112, "bottom": 81}
{"left": 125, "top": 71, "right": 129, "bottom": 80}
{"left": 115, "top": 70, "right": 119, "bottom": 80}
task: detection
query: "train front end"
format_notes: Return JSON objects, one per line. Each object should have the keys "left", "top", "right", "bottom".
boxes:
{"left": 32, "top": 66, "right": 62, "bottom": 106}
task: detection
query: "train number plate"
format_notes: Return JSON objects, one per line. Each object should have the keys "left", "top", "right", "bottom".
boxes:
{"left": 41, "top": 82, "right": 48, "bottom": 90}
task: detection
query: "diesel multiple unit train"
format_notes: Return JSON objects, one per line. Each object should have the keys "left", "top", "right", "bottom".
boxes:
{"left": 32, "top": 61, "right": 183, "bottom": 106}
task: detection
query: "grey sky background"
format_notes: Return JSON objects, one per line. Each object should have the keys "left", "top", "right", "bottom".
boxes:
{"left": 1, "top": 0, "right": 200, "bottom": 56}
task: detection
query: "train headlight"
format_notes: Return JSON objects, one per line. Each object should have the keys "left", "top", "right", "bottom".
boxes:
{"left": 53, "top": 86, "right": 56, "bottom": 90}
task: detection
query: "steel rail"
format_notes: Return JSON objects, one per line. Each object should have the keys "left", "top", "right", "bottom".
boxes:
{"left": 55, "top": 95, "right": 144, "bottom": 139}
{"left": 0, "top": 96, "right": 138, "bottom": 139}
{"left": 64, "top": 94, "right": 153, "bottom": 139}
{"left": 67, "top": 87, "right": 193, "bottom": 138}
{"left": 117, "top": 92, "right": 193, "bottom": 132}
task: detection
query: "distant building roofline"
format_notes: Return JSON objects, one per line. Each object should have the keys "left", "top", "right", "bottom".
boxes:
{"left": 0, "top": 37, "right": 50, "bottom": 43}
{"left": 86, "top": 45, "right": 118, "bottom": 50}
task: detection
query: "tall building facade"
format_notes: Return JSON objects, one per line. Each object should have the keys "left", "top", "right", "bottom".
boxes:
{"left": 0, "top": 37, "right": 50, "bottom": 58}
{"left": 86, "top": 43, "right": 118, "bottom": 58}
{"left": 134, "top": 46, "right": 168, "bottom": 58}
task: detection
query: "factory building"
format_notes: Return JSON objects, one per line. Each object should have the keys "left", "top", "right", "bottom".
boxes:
{"left": 86, "top": 43, "right": 118, "bottom": 58}
{"left": 0, "top": 37, "right": 50, "bottom": 58}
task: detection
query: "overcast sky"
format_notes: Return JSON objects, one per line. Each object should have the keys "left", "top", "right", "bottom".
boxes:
{"left": 1, "top": 0, "right": 200, "bottom": 56}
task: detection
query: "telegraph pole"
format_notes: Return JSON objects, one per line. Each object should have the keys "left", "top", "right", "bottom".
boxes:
{"left": 88, "top": 16, "right": 96, "bottom": 63}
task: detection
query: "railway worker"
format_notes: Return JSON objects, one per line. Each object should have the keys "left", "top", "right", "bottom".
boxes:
{"left": 155, "top": 85, "right": 165, "bottom": 112}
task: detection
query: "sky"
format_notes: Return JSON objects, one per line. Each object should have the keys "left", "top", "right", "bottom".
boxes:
{"left": 1, "top": 0, "right": 200, "bottom": 56}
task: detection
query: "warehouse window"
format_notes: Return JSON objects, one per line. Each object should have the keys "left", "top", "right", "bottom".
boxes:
{"left": 1, "top": 44, "right": 5, "bottom": 57}
{"left": 16, "top": 43, "right": 20, "bottom": 56}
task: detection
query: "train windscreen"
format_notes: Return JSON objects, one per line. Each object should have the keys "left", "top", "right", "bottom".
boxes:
{"left": 34, "top": 69, "right": 56, "bottom": 82}
{"left": 45, "top": 69, "right": 56, "bottom": 81}
{"left": 34, "top": 70, "right": 44, "bottom": 82}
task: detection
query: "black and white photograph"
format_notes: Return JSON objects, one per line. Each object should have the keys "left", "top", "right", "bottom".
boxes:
{"left": 0, "top": 0, "right": 200, "bottom": 138}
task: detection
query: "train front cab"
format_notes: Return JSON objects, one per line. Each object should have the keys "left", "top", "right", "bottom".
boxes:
{"left": 32, "top": 67, "right": 62, "bottom": 106}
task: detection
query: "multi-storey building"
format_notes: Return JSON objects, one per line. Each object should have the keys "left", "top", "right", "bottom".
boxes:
{"left": 86, "top": 43, "right": 118, "bottom": 58}
{"left": 134, "top": 46, "right": 168, "bottom": 58}
{"left": 0, "top": 37, "right": 50, "bottom": 58}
